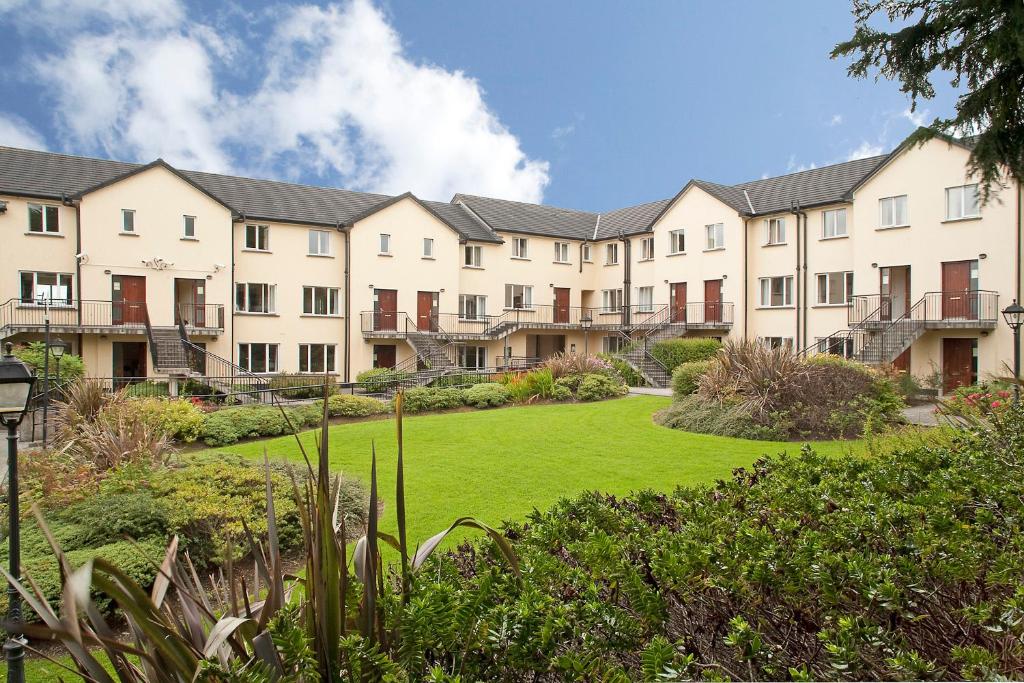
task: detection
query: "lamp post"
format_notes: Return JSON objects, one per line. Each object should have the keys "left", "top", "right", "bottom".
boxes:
{"left": 36, "top": 295, "right": 50, "bottom": 448}
{"left": 0, "top": 342, "right": 37, "bottom": 683}
{"left": 581, "top": 313, "right": 593, "bottom": 357}
{"left": 1002, "top": 299, "right": 1024, "bottom": 402}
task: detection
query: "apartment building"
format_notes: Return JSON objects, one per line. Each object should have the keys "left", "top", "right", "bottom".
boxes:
{"left": 0, "top": 131, "right": 1019, "bottom": 393}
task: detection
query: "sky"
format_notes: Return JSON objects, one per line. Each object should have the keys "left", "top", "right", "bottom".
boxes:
{"left": 0, "top": 0, "right": 960, "bottom": 212}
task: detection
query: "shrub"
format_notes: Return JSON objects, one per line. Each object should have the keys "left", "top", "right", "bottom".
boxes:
{"left": 599, "top": 353, "right": 647, "bottom": 387}
{"left": 650, "top": 337, "right": 722, "bottom": 373}
{"left": 399, "top": 387, "right": 466, "bottom": 413}
{"left": 671, "top": 360, "right": 714, "bottom": 397}
{"left": 550, "top": 383, "right": 573, "bottom": 402}
{"left": 464, "top": 382, "right": 511, "bottom": 408}
{"left": 430, "top": 373, "right": 491, "bottom": 388}
{"left": 201, "top": 405, "right": 292, "bottom": 446}
{"left": 356, "top": 367, "right": 409, "bottom": 394}
{"left": 655, "top": 394, "right": 784, "bottom": 440}
{"left": 60, "top": 489, "right": 170, "bottom": 547}
{"left": 575, "top": 373, "right": 628, "bottom": 402}
{"left": 12, "top": 341, "right": 85, "bottom": 382}
{"left": 124, "top": 381, "right": 170, "bottom": 398}
{"left": 113, "top": 397, "right": 206, "bottom": 443}
{"left": 542, "top": 352, "right": 613, "bottom": 379}
{"left": 268, "top": 373, "right": 336, "bottom": 400}
{"left": 503, "top": 368, "right": 556, "bottom": 403}
{"left": 323, "top": 393, "right": 390, "bottom": 418}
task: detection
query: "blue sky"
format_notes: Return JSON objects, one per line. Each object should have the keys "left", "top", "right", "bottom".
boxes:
{"left": 0, "top": 0, "right": 958, "bottom": 211}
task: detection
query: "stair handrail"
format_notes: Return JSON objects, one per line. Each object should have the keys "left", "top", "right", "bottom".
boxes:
{"left": 798, "top": 296, "right": 888, "bottom": 358}
{"left": 142, "top": 305, "right": 160, "bottom": 369}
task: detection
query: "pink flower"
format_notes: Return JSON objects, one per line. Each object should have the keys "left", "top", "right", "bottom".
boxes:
{"left": 991, "top": 400, "right": 1002, "bottom": 408}
{"left": 998, "top": 390, "right": 1011, "bottom": 398}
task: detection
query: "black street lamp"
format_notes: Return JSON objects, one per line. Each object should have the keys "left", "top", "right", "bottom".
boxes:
{"left": 1002, "top": 299, "right": 1024, "bottom": 402}
{"left": 0, "top": 342, "right": 36, "bottom": 683}
{"left": 581, "top": 313, "right": 593, "bottom": 356}
{"left": 50, "top": 340, "right": 66, "bottom": 388}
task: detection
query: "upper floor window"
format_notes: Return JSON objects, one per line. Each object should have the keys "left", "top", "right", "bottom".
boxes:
{"left": 27, "top": 203, "right": 59, "bottom": 234}
{"left": 121, "top": 209, "right": 135, "bottom": 234}
{"left": 816, "top": 271, "right": 853, "bottom": 305}
{"left": 235, "top": 282, "right": 276, "bottom": 313}
{"left": 946, "top": 183, "right": 980, "bottom": 220}
{"left": 582, "top": 243, "right": 592, "bottom": 262}
{"left": 636, "top": 286, "right": 654, "bottom": 312}
{"left": 505, "top": 284, "right": 533, "bottom": 309}
{"left": 759, "top": 275, "right": 793, "bottom": 308}
{"left": 308, "top": 230, "right": 331, "bottom": 256}
{"left": 879, "top": 195, "right": 909, "bottom": 228}
{"left": 299, "top": 343, "right": 336, "bottom": 373}
{"left": 705, "top": 223, "right": 724, "bottom": 250}
{"left": 822, "top": 209, "right": 847, "bottom": 238}
{"left": 459, "top": 294, "right": 487, "bottom": 320}
{"left": 513, "top": 237, "right": 529, "bottom": 259}
{"left": 601, "top": 288, "right": 623, "bottom": 312}
{"left": 640, "top": 236, "right": 655, "bottom": 261}
{"left": 464, "top": 244, "right": 482, "bottom": 267}
{"left": 423, "top": 238, "right": 434, "bottom": 258}
{"left": 669, "top": 229, "right": 686, "bottom": 254}
{"left": 605, "top": 243, "right": 619, "bottom": 265}
{"left": 554, "top": 241, "right": 570, "bottom": 263}
{"left": 764, "top": 217, "right": 785, "bottom": 245}
{"left": 378, "top": 233, "right": 391, "bottom": 255}
{"left": 183, "top": 215, "right": 196, "bottom": 239}
{"left": 245, "top": 224, "right": 269, "bottom": 251}
{"left": 20, "top": 271, "right": 73, "bottom": 305}
{"left": 302, "top": 286, "right": 340, "bottom": 316}
{"left": 238, "top": 343, "right": 278, "bottom": 373}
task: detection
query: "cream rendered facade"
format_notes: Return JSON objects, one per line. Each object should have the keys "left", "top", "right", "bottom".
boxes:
{"left": 0, "top": 136, "right": 1020, "bottom": 393}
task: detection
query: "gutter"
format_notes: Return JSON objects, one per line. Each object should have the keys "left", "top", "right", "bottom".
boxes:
{"left": 64, "top": 193, "right": 84, "bottom": 353}
{"left": 619, "top": 229, "right": 631, "bottom": 327}
{"left": 340, "top": 223, "right": 352, "bottom": 382}
{"left": 789, "top": 204, "right": 802, "bottom": 349}
{"left": 742, "top": 215, "right": 750, "bottom": 341}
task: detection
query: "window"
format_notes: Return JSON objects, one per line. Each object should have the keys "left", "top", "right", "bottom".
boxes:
{"left": 504, "top": 284, "right": 533, "bottom": 309}
{"left": 601, "top": 288, "right": 623, "bottom": 312}
{"left": 235, "top": 283, "right": 276, "bottom": 313}
{"left": 183, "top": 215, "right": 196, "bottom": 239}
{"left": 464, "top": 245, "right": 482, "bottom": 267}
{"left": 636, "top": 286, "right": 654, "bottom": 312}
{"left": 640, "top": 236, "right": 654, "bottom": 261}
{"left": 605, "top": 243, "right": 619, "bottom": 265}
{"left": 705, "top": 223, "right": 724, "bottom": 250}
{"left": 378, "top": 233, "right": 391, "bottom": 255}
{"left": 879, "top": 195, "right": 909, "bottom": 228}
{"left": 822, "top": 209, "right": 847, "bottom": 238}
{"left": 302, "top": 286, "right": 340, "bottom": 315}
{"left": 299, "top": 344, "right": 336, "bottom": 373}
{"left": 764, "top": 217, "right": 785, "bottom": 245}
{"left": 513, "top": 237, "right": 529, "bottom": 258}
{"left": 760, "top": 337, "right": 792, "bottom": 350}
{"left": 245, "top": 224, "right": 269, "bottom": 251}
{"left": 27, "top": 203, "right": 59, "bottom": 233}
{"left": 816, "top": 272, "right": 854, "bottom": 306}
{"left": 238, "top": 343, "right": 278, "bottom": 373}
{"left": 554, "top": 241, "right": 570, "bottom": 263}
{"left": 458, "top": 346, "right": 487, "bottom": 370}
{"left": 602, "top": 336, "right": 626, "bottom": 353}
{"left": 459, "top": 294, "right": 487, "bottom": 320}
{"left": 817, "top": 336, "right": 854, "bottom": 358}
{"left": 308, "top": 230, "right": 330, "bottom": 256}
{"left": 582, "top": 243, "right": 592, "bottom": 262}
{"left": 423, "top": 238, "right": 434, "bottom": 258}
{"left": 669, "top": 229, "right": 686, "bottom": 254}
{"left": 121, "top": 209, "right": 135, "bottom": 233}
{"left": 19, "top": 271, "right": 73, "bottom": 305}
{"left": 946, "top": 183, "right": 980, "bottom": 220}
{"left": 759, "top": 276, "right": 794, "bottom": 308}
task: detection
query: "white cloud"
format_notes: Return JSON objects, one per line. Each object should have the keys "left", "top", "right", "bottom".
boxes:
{"left": 0, "top": 113, "right": 47, "bottom": 150}
{"left": 551, "top": 124, "right": 575, "bottom": 140}
{"left": 0, "top": 0, "right": 550, "bottom": 202}
{"left": 902, "top": 106, "right": 930, "bottom": 128}
{"left": 828, "top": 114, "right": 843, "bottom": 127}
{"left": 846, "top": 141, "right": 885, "bottom": 160}
{"left": 785, "top": 154, "right": 817, "bottom": 173}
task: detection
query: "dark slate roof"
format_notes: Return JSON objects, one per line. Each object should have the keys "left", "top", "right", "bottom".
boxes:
{"left": 0, "top": 146, "right": 137, "bottom": 199}
{"left": 733, "top": 155, "right": 888, "bottom": 215}
{"left": 422, "top": 200, "right": 502, "bottom": 243}
{"left": 690, "top": 180, "right": 753, "bottom": 213}
{"left": 596, "top": 198, "right": 672, "bottom": 239}
{"left": 452, "top": 193, "right": 598, "bottom": 240}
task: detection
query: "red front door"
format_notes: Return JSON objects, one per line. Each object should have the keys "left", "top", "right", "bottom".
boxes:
{"left": 374, "top": 289, "right": 398, "bottom": 331}
{"left": 704, "top": 279, "right": 722, "bottom": 323}
{"left": 942, "top": 261, "right": 976, "bottom": 320}
{"left": 553, "top": 287, "right": 570, "bottom": 323}
{"left": 112, "top": 275, "right": 146, "bottom": 325}
{"left": 417, "top": 291, "right": 438, "bottom": 331}
{"left": 942, "top": 338, "right": 976, "bottom": 392}
{"left": 670, "top": 282, "right": 687, "bottom": 323}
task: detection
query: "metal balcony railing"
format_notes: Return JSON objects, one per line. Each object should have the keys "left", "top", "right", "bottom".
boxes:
{"left": 175, "top": 302, "right": 225, "bottom": 330}
{"left": 0, "top": 298, "right": 226, "bottom": 334}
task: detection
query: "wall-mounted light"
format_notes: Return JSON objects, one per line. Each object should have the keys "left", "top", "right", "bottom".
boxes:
{"left": 440, "top": 288, "right": 445, "bottom": 293}
{"left": 979, "top": 253, "right": 988, "bottom": 260}
{"left": 368, "top": 284, "right": 374, "bottom": 289}
{"left": 663, "top": 279, "right": 669, "bottom": 284}
{"left": 871, "top": 263, "right": 878, "bottom": 268}
{"left": 722, "top": 274, "right": 728, "bottom": 280}
{"left": 206, "top": 275, "right": 213, "bottom": 280}
{"left": 0, "top": 200, "right": 7, "bottom": 214}
{"left": 103, "top": 269, "right": 112, "bottom": 275}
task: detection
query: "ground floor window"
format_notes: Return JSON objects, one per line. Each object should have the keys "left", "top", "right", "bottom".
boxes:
{"left": 602, "top": 335, "right": 626, "bottom": 353}
{"left": 20, "top": 271, "right": 73, "bottom": 305}
{"left": 238, "top": 343, "right": 279, "bottom": 373}
{"left": 760, "top": 336, "right": 792, "bottom": 350}
{"left": 299, "top": 343, "right": 336, "bottom": 373}
{"left": 816, "top": 336, "right": 853, "bottom": 358}
{"left": 458, "top": 345, "right": 487, "bottom": 369}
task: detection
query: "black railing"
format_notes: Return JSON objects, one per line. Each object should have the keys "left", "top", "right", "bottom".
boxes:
{"left": 175, "top": 303, "right": 225, "bottom": 330}
{"left": 0, "top": 298, "right": 149, "bottom": 330}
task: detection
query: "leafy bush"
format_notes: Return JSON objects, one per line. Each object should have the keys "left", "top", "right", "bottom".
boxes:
{"left": 201, "top": 405, "right": 293, "bottom": 446}
{"left": 599, "top": 353, "right": 647, "bottom": 387}
{"left": 550, "top": 383, "right": 573, "bottom": 402}
{"left": 654, "top": 394, "right": 784, "bottom": 440}
{"left": 503, "top": 368, "right": 556, "bottom": 403}
{"left": 575, "top": 372, "right": 628, "bottom": 402}
{"left": 268, "top": 373, "right": 336, "bottom": 400}
{"left": 942, "top": 383, "right": 1015, "bottom": 421}
{"left": 12, "top": 340, "right": 85, "bottom": 382}
{"left": 399, "top": 387, "right": 466, "bottom": 413}
{"left": 430, "top": 373, "right": 492, "bottom": 388}
{"left": 650, "top": 337, "right": 722, "bottom": 373}
{"left": 124, "top": 380, "right": 170, "bottom": 398}
{"left": 356, "top": 367, "right": 409, "bottom": 394}
{"left": 322, "top": 393, "right": 390, "bottom": 418}
{"left": 113, "top": 397, "right": 206, "bottom": 443}
{"left": 671, "top": 359, "right": 714, "bottom": 397}
{"left": 464, "top": 382, "right": 511, "bottom": 408}
{"left": 542, "top": 352, "right": 613, "bottom": 379}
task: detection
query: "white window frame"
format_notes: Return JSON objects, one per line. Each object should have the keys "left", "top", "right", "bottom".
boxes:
{"left": 238, "top": 343, "right": 279, "bottom": 373}
{"left": 554, "top": 241, "right": 570, "bottom": 263}
{"left": 879, "top": 195, "right": 909, "bottom": 228}
{"left": 458, "top": 345, "right": 488, "bottom": 370}
{"left": 816, "top": 271, "right": 854, "bottom": 306}
{"left": 302, "top": 286, "right": 340, "bottom": 316}
{"left": 601, "top": 288, "right": 623, "bottom": 313}
{"left": 504, "top": 284, "right": 533, "bottom": 309}
{"left": 945, "top": 183, "right": 980, "bottom": 220}
{"left": 605, "top": 243, "right": 619, "bottom": 265}
{"left": 764, "top": 217, "right": 785, "bottom": 245}
{"left": 640, "top": 236, "right": 654, "bottom": 261}
{"left": 235, "top": 282, "right": 277, "bottom": 314}
{"left": 19, "top": 271, "right": 73, "bottom": 305}
{"left": 27, "top": 203, "right": 60, "bottom": 234}
{"left": 378, "top": 233, "right": 391, "bottom": 255}
{"left": 121, "top": 209, "right": 136, "bottom": 234}
{"left": 308, "top": 229, "right": 331, "bottom": 256}
{"left": 244, "top": 224, "right": 269, "bottom": 251}
{"left": 759, "top": 276, "right": 794, "bottom": 308}
{"left": 299, "top": 343, "right": 337, "bottom": 374}
{"left": 582, "top": 243, "right": 592, "bottom": 262}
{"left": 705, "top": 223, "right": 724, "bottom": 250}
{"left": 183, "top": 215, "right": 196, "bottom": 239}
{"left": 602, "top": 335, "right": 626, "bottom": 353}
{"left": 636, "top": 286, "right": 654, "bottom": 312}
{"left": 459, "top": 294, "right": 487, "bottom": 320}
{"left": 760, "top": 337, "right": 793, "bottom": 350}
{"left": 464, "top": 244, "right": 482, "bottom": 267}
{"left": 669, "top": 229, "right": 686, "bottom": 254}
{"left": 821, "top": 208, "right": 847, "bottom": 239}
{"left": 423, "top": 238, "right": 434, "bottom": 258}
{"left": 513, "top": 237, "right": 529, "bottom": 259}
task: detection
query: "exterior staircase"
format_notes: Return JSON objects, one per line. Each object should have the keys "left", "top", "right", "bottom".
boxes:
{"left": 613, "top": 306, "right": 680, "bottom": 388}
{"left": 807, "top": 294, "right": 930, "bottom": 366}
{"left": 405, "top": 331, "right": 458, "bottom": 372}
{"left": 147, "top": 327, "right": 192, "bottom": 374}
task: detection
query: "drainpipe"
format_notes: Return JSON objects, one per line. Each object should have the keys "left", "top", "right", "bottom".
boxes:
{"left": 64, "top": 194, "right": 83, "bottom": 327}
{"left": 1017, "top": 180, "right": 1022, "bottom": 302}
{"left": 742, "top": 215, "right": 750, "bottom": 341}
{"left": 341, "top": 223, "right": 352, "bottom": 382}
{"left": 619, "top": 231, "right": 631, "bottom": 327}
{"left": 801, "top": 208, "right": 809, "bottom": 348}
{"left": 579, "top": 240, "right": 587, "bottom": 274}
{"left": 231, "top": 213, "right": 243, "bottom": 371}
{"left": 789, "top": 204, "right": 802, "bottom": 350}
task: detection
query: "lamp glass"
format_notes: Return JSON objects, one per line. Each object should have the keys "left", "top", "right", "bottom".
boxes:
{"left": 0, "top": 382, "right": 32, "bottom": 418}
{"left": 580, "top": 315, "right": 593, "bottom": 330}
{"left": 51, "top": 341, "right": 66, "bottom": 359}
{"left": 1002, "top": 301, "right": 1024, "bottom": 330}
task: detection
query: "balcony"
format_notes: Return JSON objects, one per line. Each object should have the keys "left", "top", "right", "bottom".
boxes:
{"left": 849, "top": 291, "right": 998, "bottom": 330}
{"left": 0, "top": 299, "right": 225, "bottom": 338}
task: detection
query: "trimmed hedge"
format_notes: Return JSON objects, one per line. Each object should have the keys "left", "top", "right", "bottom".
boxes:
{"left": 464, "top": 383, "right": 512, "bottom": 408}
{"left": 671, "top": 360, "right": 714, "bottom": 398}
{"left": 400, "top": 387, "right": 466, "bottom": 413}
{"left": 650, "top": 337, "right": 722, "bottom": 373}
{"left": 200, "top": 404, "right": 322, "bottom": 446}
{"left": 356, "top": 367, "right": 410, "bottom": 393}
{"left": 322, "top": 394, "right": 390, "bottom": 418}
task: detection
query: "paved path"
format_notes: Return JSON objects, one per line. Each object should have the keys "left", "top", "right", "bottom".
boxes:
{"left": 902, "top": 402, "right": 942, "bottom": 426}
{"left": 629, "top": 387, "right": 672, "bottom": 397}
